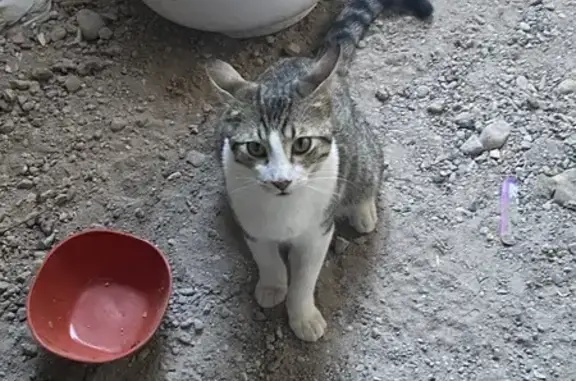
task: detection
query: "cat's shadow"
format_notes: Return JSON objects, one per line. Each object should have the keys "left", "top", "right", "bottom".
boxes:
{"left": 217, "top": 190, "right": 389, "bottom": 377}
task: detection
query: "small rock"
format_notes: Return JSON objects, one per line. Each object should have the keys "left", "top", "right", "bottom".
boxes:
{"left": 167, "top": 171, "right": 182, "bottom": 181}
{"left": 489, "top": 149, "right": 501, "bottom": 159}
{"left": 519, "top": 22, "right": 531, "bottom": 32}
{"left": 479, "top": 119, "right": 512, "bottom": 150}
{"left": 49, "top": 26, "right": 67, "bottom": 41}
{"left": 109, "top": 117, "right": 127, "bottom": 132}
{"left": 76, "top": 9, "right": 105, "bottom": 41}
{"left": 283, "top": 42, "right": 301, "bottom": 56}
{"left": 414, "top": 85, "right": 430, "bottom": 98}
{"left": 0, "top": 120, "right": 16, "bottom": 134}
{"left": 333, "top": 236, "right": 350, "bottom": 255}
{"left": 375, "top": 89, "right": 390, "bottom": 103}
{"left": 98, "top": 27, "right": 113, "bottom": 40}
{"left": 16, "top": 179, "right": 34, "bottom": 189}
{"left": 176, "top": 332, "right": 194, "bottom": 346}
{"left": 21, "top": 342, "right": 38, "bottom": 357}
{"left": 179, "top": 288, "right": 195, "bottom": 296}
{"left": 371, "top": 327, "right": 382, "bottom": 339}
{"left": 427, "top": 101, "right": 445, "bottom": 114}
{"left": 454, "top": 112, "right": 475, "bottom": 129}
{"left": 550, "top": 169, "right": 576, "bottom": 210}
{"left": 30, "top": 67, "right": 54, "bottom": 82}
{"left": 186, "top": 150, "right": 206, "bottom": 168}
{"left": 460, "top": 135, "right": 484, "bottom": 156}
{"left": 193, "top": 318, "right": 204, "bottom": 334}
{"left": 10, "top": 31, "right": 26, "bottom": 45}
{"left": 54, "top": 193, "right": 68, "bottom": 205}
{"left": 64, "top": 75, "right": 82, "bottom": 93}
{"left": 516, "top": 75, "right": 529, "bottom": 90}
{"left": 557, "top": 78, "right": 576, "bottom": 94}
{"left": 9, "top": 80, "right": 32, "bottom": 90}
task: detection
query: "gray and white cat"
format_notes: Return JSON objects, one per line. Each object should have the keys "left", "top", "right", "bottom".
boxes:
{"left": 206, "top": 0, "right": 434, "bottom": 342}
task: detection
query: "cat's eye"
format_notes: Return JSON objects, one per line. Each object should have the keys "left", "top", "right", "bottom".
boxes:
{"left": 292, "top": 137, "right": 312, "bottom": 155}
{"left": 246, "top": 142, "right": 267, "bottom": 158}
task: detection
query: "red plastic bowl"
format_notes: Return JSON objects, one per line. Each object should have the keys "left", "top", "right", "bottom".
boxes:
{"left": 26, "top": 229, "right": 172, "bottom": 363}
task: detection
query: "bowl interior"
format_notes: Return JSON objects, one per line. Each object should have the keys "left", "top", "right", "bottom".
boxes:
{"left": 27, "top": 230, "right": 171, "bottom": 363}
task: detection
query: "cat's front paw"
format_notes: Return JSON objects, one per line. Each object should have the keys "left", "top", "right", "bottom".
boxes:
{"left": 255, "top": 281, "right": 287, "bottom": 308}
{"left": 288, "top": 305, "right": 327, "bottom": 342}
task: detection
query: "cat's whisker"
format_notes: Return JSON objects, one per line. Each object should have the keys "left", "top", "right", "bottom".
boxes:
{"left": 229, "top": 182, "right": 258, "bottom": 195}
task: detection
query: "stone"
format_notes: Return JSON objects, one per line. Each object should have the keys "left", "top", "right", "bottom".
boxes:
{"left": 64, "top": 75, "right": 82, "bottom": 93}
{"left": 186, "top": 150, "right": 207, "bottom": 168}
{"left": 76, "top": 9, "right": 105, "bottom": 41}
{"left": 110, "top": 117, "right": 127, "bottom": 132}
{"left": 0, "top": 120, "right": 16, "bottom": 134}
{"left": 550, "top": 169, "right": 576, "bottom": 210}
{"left": 479, "top": 119, "right": 512, "bottom": 150}
{"left": 98, "top": 27, "right": 113, "bottom": 40}
{"left": 557, "top": 79, "right": 576, "bottom": 94}
{"left": 49, "top": 26, "right": 67, "bottom": 41}
{"left": 284, "top": 42, "right": 301, "bottom": 56}
{"left": 454, "top": 112, "right": 475, "bottom": 129}
{"left": 415, "top": 85, "right": 430, "bottom": 98}
{"left": 30, "top": 67, "right": 54, "bottom": 82}
{"left": 460, "top": 135, "right": 484, "bottom": 156}
{"left": 427, "top": 101, "right": 446, "bottom": 114}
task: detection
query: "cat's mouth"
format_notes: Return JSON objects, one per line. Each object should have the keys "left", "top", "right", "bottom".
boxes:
{"left": 277, "top": 191, "right": 290, "bottom": 197}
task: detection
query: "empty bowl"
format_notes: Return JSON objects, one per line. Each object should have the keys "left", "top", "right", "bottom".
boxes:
{"left": 26, "top": 229, "right": 172, "bottom": 363}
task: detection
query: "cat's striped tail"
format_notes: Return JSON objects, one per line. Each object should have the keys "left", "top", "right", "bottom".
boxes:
{"left": 318, "top": 0, "right": 434, "bottom": 72}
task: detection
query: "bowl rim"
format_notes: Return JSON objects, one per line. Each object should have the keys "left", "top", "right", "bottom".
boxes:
{"left": 26, "top": 228, "right": 173, "bottom": 364}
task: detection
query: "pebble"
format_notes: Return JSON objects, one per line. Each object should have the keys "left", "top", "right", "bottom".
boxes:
{"left": 64, "top": 75, "right": 82, "bottom": 93}
{"left": 98, "top": 27, "right": 113, "bottom": 40}
{"left": 76, "top": 9, "right": 105, "bottom": 41}
{"left": 415, "top": 85, "right": 430, "bottom": 98}
{"left": 16, "top": 179, "right": 34, "bottom": 189}
{"left": 557, "top": 78, "right": 576, "bottom": 94}
{"left": 110, "top": 117, "right": 127, "bottom": 132}
{"left": 454, "top": 112, "right": 475, "bottom": 129}
{"left": 0, "top": 120, "right": 16, "bottom": 134}
{"left": 550, "top": 168, "right": 576, "bottom": 210}
{"left": 193, "top": 318, "right": 205, "bottom": 334}
{"left": 479, "top": 119, "right": 512, "bottom": 150}
{"left": 519, "top": 22, "right": 531, "bottom": 32}
{"left": 186, "top": 150, "right": 207, "bottom": 168}
{"left": 460, "top": 135, "right": 484, "bottom": 156}
{"left": 49, "top": 26, "right": 67, "bottom": 42}
{"left": 375, "top": 89, "right": 390, "bottom": 103}
{"left": 283, "top": 42, "right": 301, "bottom": 56}
{"left": 333, "top": 236, "right": 350, "bottom": 255}
{"left": 427, "top": 101, "right": 446, "bottom": 114}
{"left": 30, "top": 67, "right": 54, "bottom": 82}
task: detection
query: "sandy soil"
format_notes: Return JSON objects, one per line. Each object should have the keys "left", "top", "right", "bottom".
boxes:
{"left": 1, "top": 0, "right": 575, "bottom": 380}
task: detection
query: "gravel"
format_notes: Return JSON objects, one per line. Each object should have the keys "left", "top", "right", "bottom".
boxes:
{"left": 0, "top": 0, "right": 575, "bottom": 380}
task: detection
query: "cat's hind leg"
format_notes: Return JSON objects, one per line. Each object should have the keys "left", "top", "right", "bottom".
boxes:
{"left": 348, "top": 192, "right": 378, "bottom": 234}
{"left": 246, "top": 238, "right": 288, "bottom": 308}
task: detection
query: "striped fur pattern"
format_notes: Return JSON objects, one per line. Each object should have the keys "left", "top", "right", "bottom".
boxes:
{"left": 206, "top": 0, "right": 434, "bottom": 342}
{"left": 320, "top": 0, "right": 434, "bottom": 70}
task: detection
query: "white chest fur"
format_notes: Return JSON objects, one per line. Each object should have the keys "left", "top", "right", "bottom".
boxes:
{"left": 222, "top": 139, "right": 339, "bottom": 242}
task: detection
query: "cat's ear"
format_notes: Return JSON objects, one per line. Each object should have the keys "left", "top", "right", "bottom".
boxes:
{"left": 295, "top": 45, "right": 342, "bottom": 99}
{"left": 206, "top": 60, "right": 258, "bottom": 103}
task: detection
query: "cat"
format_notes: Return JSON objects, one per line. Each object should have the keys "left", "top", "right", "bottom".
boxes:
{"left": 206, "top": 0, "right": 434, "bottom": 342}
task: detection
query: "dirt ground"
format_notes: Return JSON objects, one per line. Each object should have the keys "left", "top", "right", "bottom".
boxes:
{"left": 1, "top": 0, "right": 575, "bottom": 380}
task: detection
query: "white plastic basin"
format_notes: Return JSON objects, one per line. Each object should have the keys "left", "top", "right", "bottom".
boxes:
{"left": 141, "top": 0, "right": 319, "bottom": 38}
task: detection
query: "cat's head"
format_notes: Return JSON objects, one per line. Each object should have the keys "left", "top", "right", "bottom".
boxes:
{"left": 206, "top": 47, "right": 342, "bottom": 196}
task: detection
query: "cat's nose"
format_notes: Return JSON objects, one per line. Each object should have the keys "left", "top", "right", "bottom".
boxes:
{"left": 271, "top": 180, "right": 292, "bottom": 191}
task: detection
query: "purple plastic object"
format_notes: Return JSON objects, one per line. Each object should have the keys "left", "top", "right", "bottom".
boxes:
{"left": 499, "top": 176, "right": 519, "bottom": 246}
